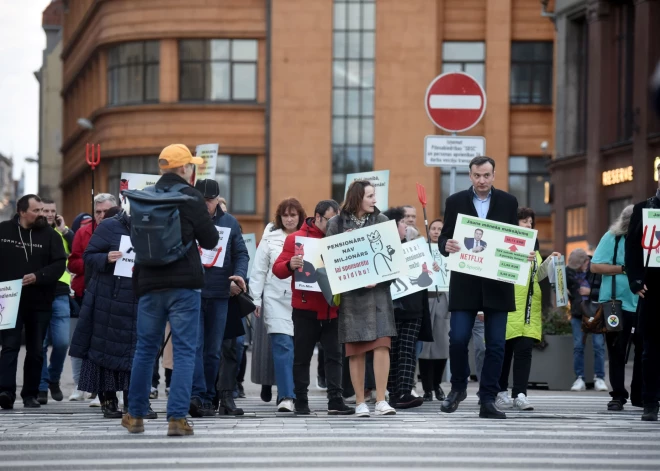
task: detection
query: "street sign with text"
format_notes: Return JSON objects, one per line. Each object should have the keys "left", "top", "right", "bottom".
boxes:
{"left": 424, "top": 136, "right": 486, "bottom": 167}
{"left": 425, "top": 72, "right": 486, "bottom": 133}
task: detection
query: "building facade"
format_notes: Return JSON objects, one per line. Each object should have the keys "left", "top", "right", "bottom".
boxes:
{"left": 0, "top": 154, "right": 17, "bottom": 222}
{"left": 36, "top": 0, "right": 64, "bottom": 206}
{"left": 60, "top": 0, "right": 556, "bottom": 245}
{"left": 551, "top": 0, "right": 660, "bottom": 254}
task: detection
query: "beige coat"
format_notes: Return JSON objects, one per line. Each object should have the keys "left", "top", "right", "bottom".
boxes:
{"left": 162, "top": 323, "right": 173, "bottom": 369}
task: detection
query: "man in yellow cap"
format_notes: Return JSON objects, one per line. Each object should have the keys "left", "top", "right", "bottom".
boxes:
{"left": 123, "top": 144, "right": 219, "bottom": 437}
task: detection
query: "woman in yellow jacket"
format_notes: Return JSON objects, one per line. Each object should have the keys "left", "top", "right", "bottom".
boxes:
{"left": 496, "top": 208, "right": 559, "bottom": 411}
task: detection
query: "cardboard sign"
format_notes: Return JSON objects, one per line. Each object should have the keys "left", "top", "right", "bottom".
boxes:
{"left": 0, "top": 279, "right": 22, "bottom": 331}
{"left": 113, "top": 235, "right": 136, "bottom": 278}
{"left": 391, "top": 238, "right": 440, "bottom": 300}
{"left": 553, "top": 255, "right": 569, "bottom": 307}
{"left": 243, "top": 233, "right": 257, "bottom": 278}
{"left": 194, "top": 143, "right": 219, "bottom": 184}
{"left": 430, "top": 245, "right": 450, "bottom": 292}
{"left": 642, "top": 209, "right": 660, "bottom": 267}
{"left": 200, "top": 226, "right": 232, "bottom": 268}
{"left": 294, "top": 236, "right": 324, "bottom": 292}
{"left": 119, "top": 173, "right": 159, "bottom": 215}
{"left": 344, "top": 170, "right": 390, "bottom": 209}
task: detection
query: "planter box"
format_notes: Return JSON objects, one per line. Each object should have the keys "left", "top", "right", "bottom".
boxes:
{"left": 527, "top": 334, "right": 595, "bottom": 390}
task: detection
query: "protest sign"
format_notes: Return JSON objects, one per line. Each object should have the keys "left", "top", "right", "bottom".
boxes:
{"left": 293, "top": 236, "right": 324, "bottom": 292}
{"left": 200, "top": 226, "right": 232, "bottom": 268}
{"left": 446, "top": 214, "right": 537, "bottom": 287}
{"left": 391, "top": 238, "right": 441, "bottom": 300}
{"left": 642, "top": 209, "right": 660, "bottom": 267}
{"left": 320, "top": 220, "right": 406, "bottom": 294}
{"left": 430, "top": 245, "right": 450, "bottom": 292}
{"left": 194, "top": 143, "right": 219, "bottom": 184}
{"left": 0, "top": 280, "right": 22, "bottom": 331}
{"left": 119, "top": 172, "right": 159, "bottom": 214}
{"left": 243, "top": 233, "right": 257, "bottom": 278}
{"left": 344, "top": 170, "right": 390, "bottom": 209}
{"left": 553, "top": 255, "right": 569, "bottom": 307}
{"left": 113, "top": 235, "right": 136, "bottom": 278}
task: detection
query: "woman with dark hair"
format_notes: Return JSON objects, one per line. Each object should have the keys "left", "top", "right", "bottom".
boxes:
{"left": 326, "top": 181, "right": 397, "bottom": 417}
{"left": 497, "top": 207, "right": 558, "bottom": 411}
{"left": 250, "top": 198, "right": 305, "bottom": 412}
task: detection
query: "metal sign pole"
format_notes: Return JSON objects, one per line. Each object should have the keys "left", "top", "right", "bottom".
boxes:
{"left": 449, "top": 132, "right": 458, "bottom": 196}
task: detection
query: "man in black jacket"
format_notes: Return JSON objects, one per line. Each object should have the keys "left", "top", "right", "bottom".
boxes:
{"left": 0, "top": 194, "right": 67, "bottom": 409}
{"left": 123, "top": 144, "right": 219, "bottom": 437}
{"left": 438, "top": 156, "right": 534, "bottom": 419}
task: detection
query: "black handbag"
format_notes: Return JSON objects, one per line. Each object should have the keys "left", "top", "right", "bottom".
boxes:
{"left": 235, "top": 289, "right": 256, "bottom": 318}
{"left": 601, "top": 235, "right": 623, "bottom": 332}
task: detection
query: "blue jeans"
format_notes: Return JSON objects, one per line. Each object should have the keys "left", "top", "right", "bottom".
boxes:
{"left": 40, "top": 295, "right": 71, "bottom": 390}
{"left": 571, "top": 317, "right": 605, "bottom": 379}
{"left": 270, "top": 333, "right": 295, "bottom": 401}
{"left": 449, "top": 310, "right": 507, "bottom": 404}
{"left": 191, "top": 298, "right": 229, "bottom": 404}
{"left": 128, "top": 289, "right": 200, "bottom": 420}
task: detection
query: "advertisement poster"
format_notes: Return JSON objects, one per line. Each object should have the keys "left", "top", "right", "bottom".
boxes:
{"left": 119, "top": 173, "right": 159, "bottom": 214}
{"left": 194, "top": 143, "right": 219, "bottom": 184}
{"left": 113, "top": 235, "right": 136, "bottom": 278}
{"left": 391, "top": 238, "right": 441, "bottom": 300}
{"left": 293, "top": 236, "right": 324, "bottom": 292}
{"left": 446, "top": 214, "right": 537, "bottom": 287}
{"left": 344, "top": 170, "right": 390, "bottom": 209}
{"left": 200, "top": 226, "right": 232, "bottom": 268}
{"left": 430, "top": 245, "right": 450, "bottom": 292}
{"left": 642, "top": 209, "right": 660, "bottom": 267}
{"left": 553, "top": 255, "right": 568, "bottom": 307}
{"left": 243, "top": 233, "right": 257, "bottom": 278}
{"left": 320, "top": 220, "right": 406, "bottom": 294}
{"left": 0, "top": 279, "right": 22, "bottom": 331}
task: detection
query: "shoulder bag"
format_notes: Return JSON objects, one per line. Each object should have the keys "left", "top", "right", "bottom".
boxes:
{"left": 601, "top": 235, "right": 623, "bottom": 332}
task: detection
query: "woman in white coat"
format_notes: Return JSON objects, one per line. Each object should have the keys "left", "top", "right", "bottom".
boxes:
{"left": 250, "top": 198, "right": 305, "bottom": 412}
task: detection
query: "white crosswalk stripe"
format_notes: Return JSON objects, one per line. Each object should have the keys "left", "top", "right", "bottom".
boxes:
{"left": 0, "top": 393, "right": 658, "bottom": 470}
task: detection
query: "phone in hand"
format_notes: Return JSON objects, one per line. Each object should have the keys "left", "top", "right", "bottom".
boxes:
{"left": 56, "top": 215, "right": 63, "bottom": 226}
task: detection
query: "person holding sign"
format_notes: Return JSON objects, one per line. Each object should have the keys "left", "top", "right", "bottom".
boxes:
{"left": 0, "top": 194, "right": 67, "bottom": 410}
{"left": 438, "top": 156, "right": 535, "bottom": 420}
{"left": 273, "top": 199, "right": 354, "bottom": 416}
{"left": 325, "top": 180, "right": 397, "bottom": 418}
{"left": 188, "top": 179, "right": 248, "bottom": 418}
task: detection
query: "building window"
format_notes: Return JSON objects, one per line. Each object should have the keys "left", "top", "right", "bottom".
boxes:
{"left": 107, "top": 156, "right": 160, "bottom": 200}
{"left": 441, "top": 170, "right": 471, "bottom": 212}
{"left": 565, "top": 205, "right": 587, "bottom": 256}
{"left": 179, "top": 40, "right": 258, "bottom": 102}
{"left": 608, "top": 198, "right": 633, "bottom": 226}
{"left": 214, "top": 156, "right": 257, "bottom": 214}
{"left": 613, "top": 3, "right": 636, "bottom": 143}
{"left": 508, "top": 156, "right": 551, "bottom": 215}
{"left": 107, "top": 41, "right": 160, "bottom": 105}
{"left": 332, "top": 0, "right": 375, "bottom": 203}
{"left": 510, "top": 42, "right": 553, "bottom": 105}
{"left": 442, "top": 42, "right": 485, "bottom": 88}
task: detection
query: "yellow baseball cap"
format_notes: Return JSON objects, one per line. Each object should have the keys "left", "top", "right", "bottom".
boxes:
{"left": 158, "top": 144, "right": 204, "bottom": 169}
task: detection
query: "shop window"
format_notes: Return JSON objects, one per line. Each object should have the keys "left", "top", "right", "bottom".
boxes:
{"left": 508, "top": 156, "right": 551, "bottom": 215}
{"left": 179, "top": 39, "right": 258, "bottom": 102}
{"left": 214, "top": 156, "right": 257, "bottom": 214}
{"left": 108, "top": 41, "right": 160, "bottom": 105}
{"left": 442, "top": 42, "right": 485, "bottom": 88}
{"left": 510, "top": 42, "right": 553, "bottom": 105}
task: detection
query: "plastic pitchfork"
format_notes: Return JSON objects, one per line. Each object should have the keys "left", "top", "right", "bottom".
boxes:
{"left": 86, "top": 143, "right": 101, "bottom": 230}
{"left": 625, "top": 224, "right": 660, "bottom": 363}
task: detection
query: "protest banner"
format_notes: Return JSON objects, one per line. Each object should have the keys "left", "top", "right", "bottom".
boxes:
{"left": 200, "top": 226, "right": 232, "bottom": 268}
{"left": 642, "top": 209, "right": 660, "bottom": 267}
{"left": 242, "top": 233, "right": 257, "bottom": 278}
{"left": 119, "top": 172, "right": 159, "bottom": 214}
{"left": 391, "top": 237, "right": 441, "bottom": 300}
{"left": 553, "top": 255, "right": 569, "bottom": 307}
{"left": 294, "top": 236, "right": 324, "bottom": 292}
{"left": 446, "top": 214, "right": 537, "bottom": 287}
{"left": 194, "top": 143, "right": 219, "bottom": 184}
{"left": 114, "top": 235, "right": 136, "bottom": 278}
{"left": 344, "top": 170, "right": 390, "bottom": 209}
{"left": 0, "top": 279, "right": 22, "bottom": 331}
{"left": 430, "top": 245, "right": 450, "bottom": 292}
{"left": 320, "top": 220, "right": 406, "bottom": 294}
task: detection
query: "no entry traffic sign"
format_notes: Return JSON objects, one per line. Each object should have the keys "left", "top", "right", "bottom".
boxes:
{"left": 425, "top": 72, "right": 486, "bottom": 133}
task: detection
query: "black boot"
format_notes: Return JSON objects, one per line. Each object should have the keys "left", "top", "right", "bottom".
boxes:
{"left": 642, "top": 405, "right": 659, "bottom": 422}
{"left": 434, "top": 386, "right": 445, "bottom": 401}
{"left": 37, "top": 391, "right": 48, "bottom": 405}
{"left": 48, "top": 381, "right": 64, "bottom": 401}
{"left": 440, "top": 390, "right": 467, "bottom": 413}
{"left": 23, "top": 397, "right": 41, "bottom": 408}
{"left": 103, "top": 399, "right": 122, "bottom": 419}
{"left": 328, "top": 397, "right": 354, "bottom": 415}
{"left": 261, "top": 385, "right": 272, "bottom": 403}
{"left": 295, "top": 396, "right": 311, "bottom": 415}
{"left": 219, "top": 391, "right": 244, "bottom": 416}
{"left": 479, "top": 402, "right": 506, "bottom": 419}
{"left": 423, "top": 391, "right": 433, "bottom": 402}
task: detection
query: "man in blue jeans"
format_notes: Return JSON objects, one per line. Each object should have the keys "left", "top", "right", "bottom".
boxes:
{"left": 122, "top": 145, "right": 219, "bottom": 436}
{"left": 38, "top": 199, "right": 74, "bottom": 404}
{"left": 438, "top": 156, "right": 535, "bottom": 419}
{"left": 189, "top": 179, "right": 248, "bottom": 417}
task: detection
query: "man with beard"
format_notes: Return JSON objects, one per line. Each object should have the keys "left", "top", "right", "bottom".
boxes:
{"left": 37, "top": 199, "right": 74, "bottom": 404}
{"left": 0, "top": 195, "right": 67, "bottom": 409}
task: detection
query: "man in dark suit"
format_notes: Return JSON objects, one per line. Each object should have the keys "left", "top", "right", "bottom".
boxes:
{"left": 438, "top": 156, "right": 535, "bottom": 419}
{"left": 464, "top": 228, "right": 487, "bottom": 253}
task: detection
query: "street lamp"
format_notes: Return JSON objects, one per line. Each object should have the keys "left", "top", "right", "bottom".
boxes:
{"left": 24, "top": 157, "right": 39, "bottom": 164}
{"left": 77, "top": 118, "right": 94, "bottom": 130}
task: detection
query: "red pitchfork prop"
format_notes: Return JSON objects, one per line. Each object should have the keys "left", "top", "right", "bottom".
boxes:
{"left": 625, "top": 224, "right": 660, "bottom": 363}
{"left": 416, "top": 183, "right": 441, "bottom": 307}
{"left": 86, "top": 143, "right": 101, "bottom": 230}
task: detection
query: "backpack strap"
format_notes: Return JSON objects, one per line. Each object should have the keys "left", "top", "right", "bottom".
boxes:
{"left": 166, "top": 183, "right": 190, "bottom": 194}
{"left": 611, "top": 235, "right": 621, "bottom": 301}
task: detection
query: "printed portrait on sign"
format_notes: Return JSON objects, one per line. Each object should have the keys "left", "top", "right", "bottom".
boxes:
{"left": 464, "top": 228, "right": 487, "bottom": 253}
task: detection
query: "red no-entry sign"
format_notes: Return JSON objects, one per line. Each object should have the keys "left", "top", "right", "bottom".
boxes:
{"left": 424, "top": 72, "right": 487, "bottom": 133}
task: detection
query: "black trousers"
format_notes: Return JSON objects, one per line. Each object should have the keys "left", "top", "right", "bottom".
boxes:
{"left": 419, "top": 358, "right": 447, "bottom": 393}
{"left": 606, "top": 309, "right": 643, "bottom": 404}
{"left": 640, "top": 297, "right": 660, "bottom": 406}
{"left": 317, "top": 343, "right": 325, "bottom": 379}
{"left": 292, "top": 309, "right": 343, "bottom": 400}
{"left": 0, "top": 307, "right": 51, "bottom": 401}
{"left": 237, "top": 347, "right": 247, "bottom": 383}
{"left": 387, "top": 318, "right": 422, "bottom": 397}
{"left": 217, "top": 337, "right": 238, "bottom": 392}
{"left": 499, "top": 336, "right": 535, "bottom": 397}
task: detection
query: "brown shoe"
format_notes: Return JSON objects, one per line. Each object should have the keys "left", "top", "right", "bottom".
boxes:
{"left": 167, "top": 417, "right": 194, "bottom": 436}
{"left": 121, "top": 413, "right": 144, "bottom": 433}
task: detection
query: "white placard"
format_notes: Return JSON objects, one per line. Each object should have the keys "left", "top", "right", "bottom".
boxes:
{"left": 430, "top": 245, "right": 450, "bottom": 292}
{"left": 553, "top": 255, "right": 569, "bottom": 307}
{"left": 294, "top": 236, "right": 324, "bottom": 292}
{"left": 194, "top": 143, "right": 219, "bottom": 184}
{"left": 243, "top": 233, "right": 257, "bottom": 278}
{"left": 391, "top": 238, "right": 440, "bottom": 300}
{"left": 119, "top": 172, "right": 160, "bottom": 214}
{"left": 642, "top": 209, "right": 660, "bottom": 267}
{"left": 344, "top": 170, "right": 390, "bottom": 209}
{"left": 114, "top": 235, "right": 135, "bottom": 278}
{"left": 200, "top": 226, "right": 232, "bottom": 268}
{"left": 0, "top": 279, "right": 22, "bottom": 331}
{"left": 424, "top": 135, "right": 485, "bottom": 167}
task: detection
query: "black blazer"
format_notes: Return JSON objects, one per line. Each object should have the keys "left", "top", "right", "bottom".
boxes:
{"left": 464, "top": 238, "right": 487, "bottom": 251}
{"left": 626, "top": 196, "right": 660, "bottom": 295}
{"left": 439, "top": 186, "right": 519, "bottom": 312}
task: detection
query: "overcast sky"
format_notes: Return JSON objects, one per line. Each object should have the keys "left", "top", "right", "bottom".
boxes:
{"left": 0, "top": 0, "right": 52, "bottom": 194}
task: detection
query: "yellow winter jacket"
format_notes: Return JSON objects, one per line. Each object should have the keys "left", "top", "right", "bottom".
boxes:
{"left": 506, "top": 251, "right": 545, "bottom": 342}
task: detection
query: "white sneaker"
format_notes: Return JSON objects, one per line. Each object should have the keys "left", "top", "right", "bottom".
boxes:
{"left": 513, "top": 393, "right": 534, "bottom": 411}
{"left": 165, "top": 387, "right": 170, "bottom": 397}
{"left": 411, "top": 389, "right": 420, "bottom": 398}
{"left": 89, "top": 395, "right": 101, "bottom": 407}
{"left": 68, "top": 387, "right": 85, "bottom": 401}
{"left": 118, "top": 393, "right": 124, "bottom": 408}
{"left": 344, "top": 395, "right": 356, "bottom": 404}
{"left": 571, "top": 377, "right": 586, "bottom": 391}
{"left": 355, "top": 402, "right": 370, "bottom": 417}
{"left": 277, "top": 399, "right": 294, "bottom": 412}
{"left": 594, "top": 377, "right": 608, "bottom": 392}
{"left": 495, "top": 391, "right": 513, "bottom": 409}
{"left": 374, "top": 400, "right": 396, "bottom": 416}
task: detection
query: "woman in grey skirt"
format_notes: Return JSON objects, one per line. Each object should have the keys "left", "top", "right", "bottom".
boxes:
{"left": 418, "top": 219, "right": 450, "bottom": 402}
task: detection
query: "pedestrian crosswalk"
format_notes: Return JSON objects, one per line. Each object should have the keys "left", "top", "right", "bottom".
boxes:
{"left": 0, "top": 392, "right": 658, "bottom": 470}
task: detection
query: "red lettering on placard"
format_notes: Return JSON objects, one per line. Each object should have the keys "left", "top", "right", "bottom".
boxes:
{"left": 504, "top": 236, "right": 525, "bottom": 246}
